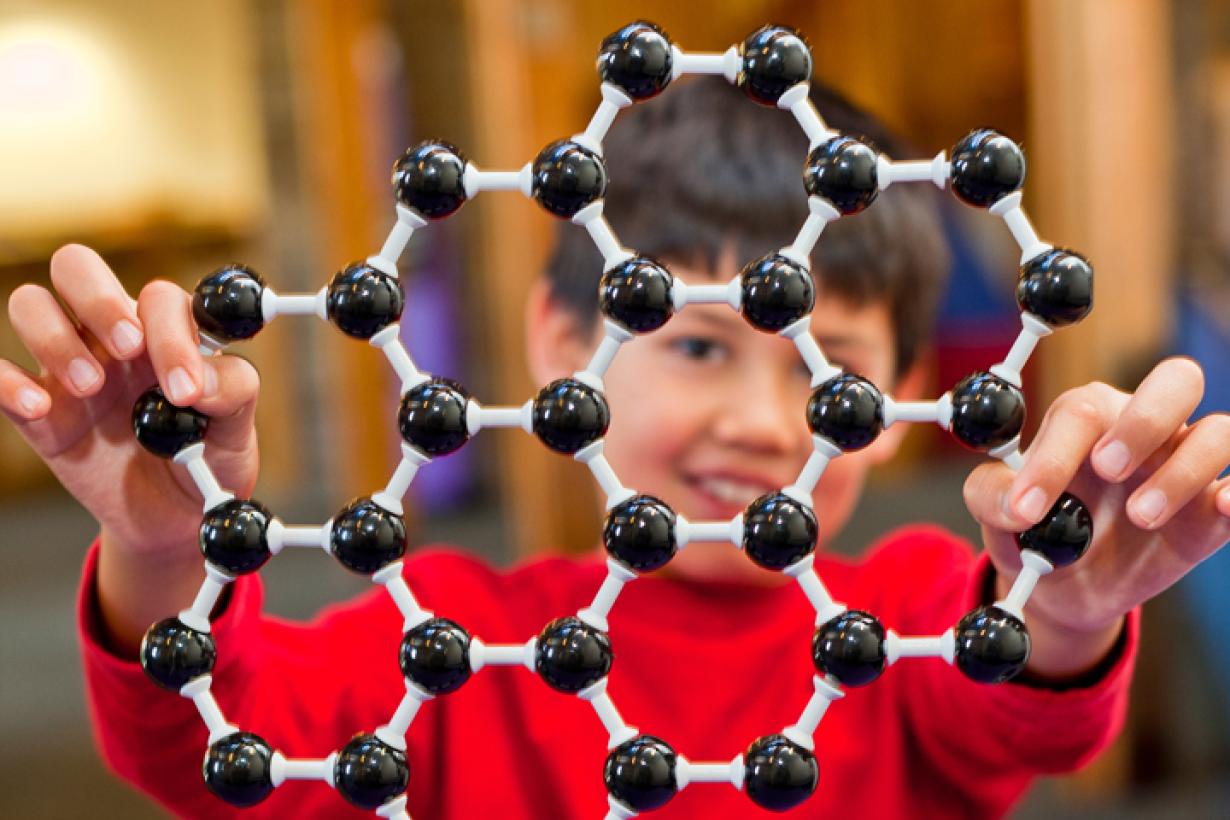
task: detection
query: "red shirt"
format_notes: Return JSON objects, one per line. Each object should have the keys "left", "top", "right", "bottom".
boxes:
{"left": 78, "top": 524, "right": 1137, "bottom": 819}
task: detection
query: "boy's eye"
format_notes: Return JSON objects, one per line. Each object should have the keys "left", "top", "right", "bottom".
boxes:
{"left": 672, "top": 336, "right": 727, "bottom": 362}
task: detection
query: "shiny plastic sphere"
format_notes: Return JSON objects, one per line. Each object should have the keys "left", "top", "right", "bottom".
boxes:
{"left": 738, "top": 25, "right": 812, "bottom": 106}
{"left": 531, "top": 140, "right": 608, "bottom": 218}
{"left": 804, "top": 136, "right": 880, "bottom": 215}
{"left": 740, "top": 253, "right": 815, "bottom": 332}
{"left": 192, "top": 265, "right": 266, "bottom": 342}
{"left": 604, "top": 734, "right": 678, "bottom": 812}
{"left": 532, "top": 378, "right": 610, "bottom": 454}
{"left": 334, "top": 733, "right": 410, "bottom": 809}
{"left": 950, "top": 129, "right": 1025, "bottom": 207}
{"left": 398, "top": 378, "right": 470, "bottom": 457}
{"left": 743, "top": 492, "right": 818, "bottom": 570}
{"left": 392, "top": 141, "right": 468, "bottom": 220}
{"left": 599, "top": 256, "right": 675, "bottom": 333}
{"left": 954, "top": 605, "right": 1031, "bottom": 683}
{"left": 598, "top": 22, "right": 673, "bottom": 101}
{"left": 200, "top": 498, "right": 272, "bottom": 575}
{"left": 132, "top": 387, "right": 208, "bottom": 458}
{"left": 807, "top": 374, "right": 884, "bottom": 451}
{"left": 1016, "top": 492, "right": 1093, "bottom": 568}
{"left": 329, "top": 497, "right": 407, "bottom": 574}
{"left": 603, "top": 494, "right": 677, "bottom": 572}
{"left": 326, "top": 262, "right": 404, "bottom": 339}
{"left": 813, "top": 610, "right": 886, "bottom": 687}
{"left": 535, "top": 616, "right": 612, "bottom": 693}
{"left": 743, "top": 734, "right": 818, "bottom": 811}
{"left": 399, "top": 617, "right": 472, "bottom": 695}
{"left": 1017, "top": 249, "right": 1094, "bottom": 327}
{"left": 202, "top": 731, "right": 275, "bottom": 807}
{"left": 140, "top": 617, "right": 216, "bottom": 692}
{"left": 949, "top": 371, "right": 1025, "bottom": 451}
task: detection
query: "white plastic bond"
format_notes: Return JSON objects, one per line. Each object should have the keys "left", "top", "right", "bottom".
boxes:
{"left": 169, "top": 32, "right": 1069, "bottom": 820}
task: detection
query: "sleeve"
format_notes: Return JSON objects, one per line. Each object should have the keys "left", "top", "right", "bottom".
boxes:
{"left": 879, "top": 528, "right": 1138, "bottom": 819}
{"left": 77, "top": 539, "right": 444, "bottom": 820}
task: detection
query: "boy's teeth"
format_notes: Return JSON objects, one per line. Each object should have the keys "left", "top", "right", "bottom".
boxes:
{"left": 697, "top": 477, "right": 769, "bottom": 507}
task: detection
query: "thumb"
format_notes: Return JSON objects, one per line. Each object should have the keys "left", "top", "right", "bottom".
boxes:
{"left": 963, "top": 460, "right": 1036, "bottom": 534}
{"left": 190, "top": 353, "right": 259, "bottom": 455}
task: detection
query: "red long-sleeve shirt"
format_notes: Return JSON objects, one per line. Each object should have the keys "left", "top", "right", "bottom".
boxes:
{"left": 78, "top": 523, "right": 1137, "bottom": 819}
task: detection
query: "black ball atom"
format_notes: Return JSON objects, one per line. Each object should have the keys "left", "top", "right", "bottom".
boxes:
{"left": 804, "top": 136, "right": 880, "bottom": 215}
{"left": 329, "top": 497, "right": 407, "bottom": 574}
{"left": 738, "top": 25, "right": 812, "bottom": 106}
{"left": 140, "top": 617, "right": 216, "bottom": 692}
{"left": 132, "top": 387, "right": 208, "bottom": 459}
{"left": 743, "top": 734, "right": 818, "bottom": 811}
{"left": 399, "top": 617, "right": 473, "bottom": 695}
{"left": 192, "top": 265, "right": 266, "bottom": 342}
{"left": 391, "top": 140, "right": 468, "bottom": 220}
{"left": 202, "top": 731, "right": 275, "bottom": 808}
{"left": 950, "top": 128, "right": 1026, "bottom": 208}
{"left": 531, "top": 139, "right": 608, "bottom": 219}
{"left": 535, "top": 616, "right": 613, "bottom": 693}
{"left": 740, "top": 253, "right": 815, "bottom": 332}
{"left": 604, "top": 734, "right": 678, "bottom": 812}
{"left": 398, "top": 378, "right": 471, "bottom": 457}
{"left": 333, "top": 733, "right": 410, "bottom": 810}
{"left": 326, "top": 261, "right": 404, "bottom": 340}
{"left": 743, "top": 492, "right": 818, "bottom": 570}
{"left": 954, "top": 605, "right": 1031, "bottom": 684}
{"left": 199, "top": 498, "right": 272, "bottom": 575}
{"left": 813, "top": 610, "right": 886, "bottom": 687}
{"left": 1016, "top": 492, "right": 1093, "bottom": 569}
{"left": 807, "top": 374, "right": 884, "bottom": 451}
{"left": 597, "top": 22, "right": 674, "bottom": 101}
{"left": 599, "top": 256, "right": 675, "bottom": 333}
{"left": 603, "top": 494, "right": 677, "bottom": 572}
{"left": 949, "top": 371, "right": 1026, "bottom": 452}
{"left": 1017, "top": 249, "right": 1094, "bottom": 327}
{"left": 532, "top": 378, "right": 610, "bottom": 454}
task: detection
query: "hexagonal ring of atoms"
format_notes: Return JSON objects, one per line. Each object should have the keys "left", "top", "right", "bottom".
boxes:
{"left": 132, "top": 19, "right": 1098, "bottom": 819}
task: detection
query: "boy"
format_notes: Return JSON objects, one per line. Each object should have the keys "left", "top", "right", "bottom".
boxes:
{"left": 3, "top": 77, "right": 1230, "bottom": 819}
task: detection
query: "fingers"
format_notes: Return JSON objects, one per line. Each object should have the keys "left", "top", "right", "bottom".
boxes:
{"left": 49, "top": 244, "right": 144, "bottom": 361}
{"left": 193, "top": 354, "right": 259, "bottom": 451}
{"left": 138, "top": 280, "right": 213, "bottom": 406}
{"left": 964, "top": 460, "right": 1024, "bottom": 533}
{"left": 1125, "top": 412, "right": 1230, "bottom": 529}
{"left": 1006, "top": 382, "right": 1121, "bottom": 526}
{"left": 1090, "top": 357, "right": 1205, "bottom": 483}
{"left": 8, "top": 283, "right": 106, "bottom": 398}
{"left": 0, "top": 359, "right": 51, "bottom": 421}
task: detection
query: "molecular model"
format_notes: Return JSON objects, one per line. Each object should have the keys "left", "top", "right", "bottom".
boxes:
{"left": 132, "top": 20, "right": 1096, "bottom": 819}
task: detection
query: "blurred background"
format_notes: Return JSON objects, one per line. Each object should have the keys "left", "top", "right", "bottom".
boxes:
{"left": 1, "top": 0, "right": 1228, "bottom": 817}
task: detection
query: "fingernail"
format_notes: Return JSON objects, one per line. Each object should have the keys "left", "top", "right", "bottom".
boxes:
{"left": 16, "top": 387, "right": 48, "bottom": 418}
{"left": 67, "top": 357, "right": 100, "bottom": 392}
{"left": 202, "top": 362, "right": 218, "bottom": 398}
{"left": 167, "top": 366, "right": 195, "bottom": 404}
{"left": 1132, "top": 488, "right": 1167, "bottom": 526}
{"left": 1094, "top": 439, "right": 1130, "bottom": 479}
{"left": 110, "top": 319, "right": 143, "bottom": 356}
{"left": 1015, "top": 486, "right": 1047, "bottom": 522}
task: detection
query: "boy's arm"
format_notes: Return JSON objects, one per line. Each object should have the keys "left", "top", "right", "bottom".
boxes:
{"left": 78, "top": 538, "right": 441, "bottom": 819}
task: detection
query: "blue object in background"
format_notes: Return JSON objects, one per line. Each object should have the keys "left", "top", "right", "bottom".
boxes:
{"left": 1174, "top": 287, "right": 1230, "bottom": 698}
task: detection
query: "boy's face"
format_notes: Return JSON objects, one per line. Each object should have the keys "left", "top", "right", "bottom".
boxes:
{"left": 527, "top": 246, "right": 923, "bottom": 584}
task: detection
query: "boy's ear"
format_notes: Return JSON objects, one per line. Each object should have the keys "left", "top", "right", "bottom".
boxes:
{"left": 865, "top": 352, "right": 930, "bottom": 466}
{"left": 524, "top": 278, "right": 599, "bottom": 385}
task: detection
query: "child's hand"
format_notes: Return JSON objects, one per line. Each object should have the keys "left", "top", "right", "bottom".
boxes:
{"left": 1, "top": 245, "right": 262, "bottom": 652}
{"left": 963, "top": 357, "right": 1230, "bottom": 679}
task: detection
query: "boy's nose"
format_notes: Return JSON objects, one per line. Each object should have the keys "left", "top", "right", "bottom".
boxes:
{"left": 711, "top": 368, "right": 807, "bottom": 456}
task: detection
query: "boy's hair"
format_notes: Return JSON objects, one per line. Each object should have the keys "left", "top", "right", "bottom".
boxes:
{"left": 544, "top": 77, "right": 952, "bottom": 382}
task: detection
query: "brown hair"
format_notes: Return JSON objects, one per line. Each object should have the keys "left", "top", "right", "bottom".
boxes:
{"left": 543, "top": 77, "right": 951, "bottom": 381}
